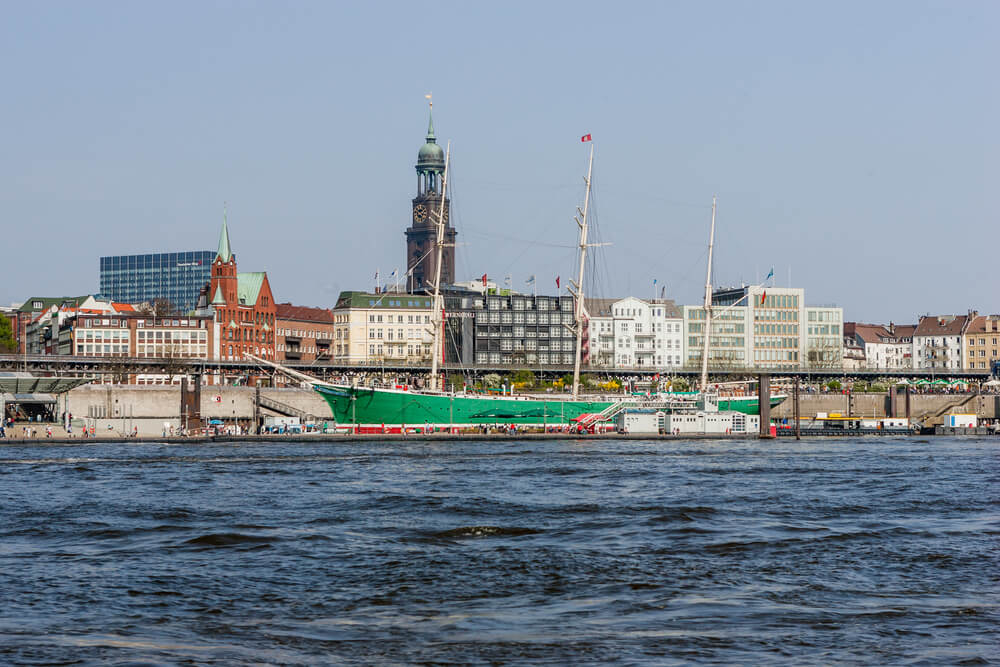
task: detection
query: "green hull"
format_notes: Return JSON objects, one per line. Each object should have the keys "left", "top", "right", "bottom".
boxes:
{"left": 313, "top": 385, "right": 783, "bottom": 425}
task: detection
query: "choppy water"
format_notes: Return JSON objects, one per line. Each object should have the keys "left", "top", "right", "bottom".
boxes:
{"left": 0, "top": 437, "right": 997, "bottom": 665}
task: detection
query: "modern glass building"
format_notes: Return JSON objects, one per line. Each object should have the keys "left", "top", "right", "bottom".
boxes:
{"left": 99, "top": 251, "right": 215, "bottom": 313}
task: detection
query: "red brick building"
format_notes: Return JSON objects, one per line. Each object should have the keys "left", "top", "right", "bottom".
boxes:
{"left": 209, "top": 217, "right": 277, "bottom": 361}
{"left": 275, "top": 303, "right": 335, "bottom": 362}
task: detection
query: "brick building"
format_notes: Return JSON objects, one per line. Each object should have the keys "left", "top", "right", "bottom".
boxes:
{"left": 275, "top": 303, "right": 335, "bottom": 362}
{"left": 208, "top": 216, "right": 277, "bottom": 362}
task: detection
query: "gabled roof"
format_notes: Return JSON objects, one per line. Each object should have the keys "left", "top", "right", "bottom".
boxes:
{"left": 964, "top": 315, "right": 1000, "bottom": 335}
{"left": 211, "top": 285, "right": 226, "bottom": 306}
{"left": 914, "top": 315, "right": 969, "bottom": 337}
{"left": 237, "top": 272, "right": 266, "bottom": 306}
{"left": 275, "top": 303, "right": 335, "bottom": 324}
{"left": 18, "top": 296, "right": 92, "bottom": 313}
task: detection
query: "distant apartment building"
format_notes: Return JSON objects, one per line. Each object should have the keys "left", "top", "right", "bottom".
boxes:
{"left": 24, "top": 298, "right": 214, "bottom": 384}
{"left": 100, "top": 250, "right": 215, "bottom": 314}
{"left": 714, "top": 286, "right": 805, "bottom": 369}
{"left": 681, "top": 304, "right": 751, "bottom": 370}
{"left": 586, "top": 297, "right": 683, "bottom": 369}
{"left": 963, "top": 314, "right": 1000, "bottom": 371}
{"left": 912, "top": 314, "right": 970, "bottom": 370}
{"left": 275, "top": 303, "right": 335, "bottom": 362}
{"left": 332, "top": 291, "right": 434, "bottom": 365}
{"left": 844, "top": 323, "right": 915, "bottom": 369}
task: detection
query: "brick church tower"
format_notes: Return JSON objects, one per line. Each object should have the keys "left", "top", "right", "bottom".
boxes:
{"left": 405, "top": 102, "right": 457, "bottom": 292}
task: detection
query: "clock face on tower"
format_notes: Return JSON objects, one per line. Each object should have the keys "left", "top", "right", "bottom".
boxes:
{"left": 413, "top": 204, "right": 428, "bottom": 223}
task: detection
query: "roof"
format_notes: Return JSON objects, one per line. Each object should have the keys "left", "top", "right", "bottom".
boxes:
{"left": 964, "top": 314, "right": 1000, "bottom": 335}
{"left": 0, "top": 373, "right": 94, "bottom": 394}
{"left": 275, "top": 303, "right": 335, "bottom": 324}
{"left": 914, "top": 314, "right": 969, "bottom": 337}
{"left": 18, "top": 296, "right": 91, "bottom": 313}
{"left": 211, "top": 285, "right": 226, "bottom": 306}
{"left": 111, "top": 303, "right": 136, "bottom": 312}
{"left": 584, "top": 298, "right": 617, "bottom": 318}
{"left": 216, "top": 214, "right": 232, "bottom": 263}
{"left": 335, "top": 291, "right": 434, "bottom": 310}
{"left": 846, "top": 322, "right": 918, "bottom": 344}
{"left": 237, "top": 272, "right": 266, "bottom": 306}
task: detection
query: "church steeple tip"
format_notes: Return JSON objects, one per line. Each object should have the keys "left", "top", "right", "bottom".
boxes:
{"left": 216, "top": 205, "right": 233, "bottom": 263}
{"left": 425, "top": 93, "right": 435, "bottom": 141}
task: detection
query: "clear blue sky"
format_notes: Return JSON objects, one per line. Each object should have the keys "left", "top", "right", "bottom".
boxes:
{"left": 2, "top": 1, "right": 996, "bottom": 323}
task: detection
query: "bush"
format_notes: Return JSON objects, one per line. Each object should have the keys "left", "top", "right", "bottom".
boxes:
{"left": 482, "top": 373, "right": 502, "bottom": 389}
{"left": 826, "top": 380, "right": 842, "bottom": 391}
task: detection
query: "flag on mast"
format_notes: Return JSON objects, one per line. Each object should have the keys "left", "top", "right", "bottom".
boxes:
{"left": 760, "top": 290, "right": 767, "bottom": 306}
{"left": 766, "top": 267, "right": 774, "bottom": 282}
{"left": 555, "top": 276, "right": 560, "bottom": 289}
{"left": 581, "top": 134, "right": 592, "bottom": 142}
{"left": 525, "top": 275, "right": 536, "bottom": 286}
{"left": 481, "top": 273, "right": 487, "bottom": 287}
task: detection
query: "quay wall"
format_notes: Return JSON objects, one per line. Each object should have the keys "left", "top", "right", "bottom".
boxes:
{"left": 65, "top": 386, "right": 330, "bottom": 423}
{"left": 60, "top": 386, "right": 1000, "bottom": 424}
{"left": 770, "top": 393, "right": 1000, "bottom": 422}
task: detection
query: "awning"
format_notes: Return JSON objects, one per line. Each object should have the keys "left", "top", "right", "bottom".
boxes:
{"left": 0, "top": 373, "right": 94, "bottom": 394}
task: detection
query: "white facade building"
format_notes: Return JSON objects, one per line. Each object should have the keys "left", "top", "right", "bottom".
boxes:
{"left": 586, "top": 297, "right": 683, "bottom": 369}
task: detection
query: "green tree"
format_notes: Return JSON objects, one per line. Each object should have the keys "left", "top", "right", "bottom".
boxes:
{"left": 0, "top": 316, "right": 15, "bottom": 353}
{"left": 511, "top": 369, "right": 536, "bottom": 387}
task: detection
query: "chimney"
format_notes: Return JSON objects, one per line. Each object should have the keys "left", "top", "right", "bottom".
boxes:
{"left": 888, "top": 321, "right": 894, "bottom": 335}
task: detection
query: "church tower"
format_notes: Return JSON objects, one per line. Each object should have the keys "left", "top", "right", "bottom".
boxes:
{"left": 405, "top": 102, "right": 457, "bottom": 292}
{"left": 210, "top": 211, "right": 238, "bottom": 306}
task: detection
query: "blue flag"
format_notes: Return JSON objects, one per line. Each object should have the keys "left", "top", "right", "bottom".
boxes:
{"left": 766, "top": 267, "right": 774, "bottom": 281}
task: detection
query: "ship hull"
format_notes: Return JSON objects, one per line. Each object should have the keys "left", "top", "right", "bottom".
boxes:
{"left": 313, "top": 385, "right": 783, "bottom": 425}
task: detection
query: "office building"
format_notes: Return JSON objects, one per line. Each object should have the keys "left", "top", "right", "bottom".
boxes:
{"left": 99, "top": 250, "right": 215, "bottom": 313}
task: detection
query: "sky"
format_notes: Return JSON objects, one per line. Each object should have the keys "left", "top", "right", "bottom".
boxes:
{"left": 1, "top": 1, "right": 996, "bottom": 323}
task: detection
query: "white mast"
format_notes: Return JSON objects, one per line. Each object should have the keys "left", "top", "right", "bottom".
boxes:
{"left": 700, "top": 196, "right": 717, "bottom": 393}
{"left": 571, "top": 143, "right": 595, "bottom": 399}
{"left": 428, "top": 142, "right": 451, "bottom": 392}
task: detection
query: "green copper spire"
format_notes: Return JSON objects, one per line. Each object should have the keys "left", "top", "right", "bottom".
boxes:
{"left": 216, "top": 206, "right": 232, "bottom": 263}
{"left": 426, "top": 106, "right": 435, "bottom": 141}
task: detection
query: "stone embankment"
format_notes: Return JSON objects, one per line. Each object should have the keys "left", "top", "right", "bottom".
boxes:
{"left": 15, "top": 386, "right": 1000, "bottom": 438}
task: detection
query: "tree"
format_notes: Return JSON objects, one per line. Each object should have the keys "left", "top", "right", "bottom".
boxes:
{"left": 0, "top": 316, "right": 15, "bottom": 353}
{"left": 138, "top": 299, "right": 180, "bottom": 317}
{"left": 482, "top": 373, "right": 502, "bottom": 389}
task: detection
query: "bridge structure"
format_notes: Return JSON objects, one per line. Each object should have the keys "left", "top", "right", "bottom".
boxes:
{"left": 0, "top": 354, "right": 993, "bottom": 384}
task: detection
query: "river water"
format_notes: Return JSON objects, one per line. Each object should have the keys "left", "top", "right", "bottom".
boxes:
{"left": 1, "top": 437, "right": 997, "bottom": 665}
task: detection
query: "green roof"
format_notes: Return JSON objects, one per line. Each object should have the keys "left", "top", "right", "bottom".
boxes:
{"left": 211, "top": 285, "right": 226, "bottom": 306}
{"left": 334, "top": 291, "right": 433, "bottom": 309}
{"left": 18, "top": 296, "right": 92, "bottom": 313}
{"left": 237, "top": 272, "right": 266, "bottom": 306}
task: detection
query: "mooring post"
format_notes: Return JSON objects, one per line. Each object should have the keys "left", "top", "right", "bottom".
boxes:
{"left": 888, "top": 385, "right": 896, "bottom": 418}
{"left": 254, "top": 385, "right": 261, "bottom": 435}
{"left": 793, "top": 375, "right": 800, "bottom": 440}
{"left": 905, "top": 385, "right": 911, "bottom": 420}
{"left": 759, "top": 373, "right": 772, "bottom": 438}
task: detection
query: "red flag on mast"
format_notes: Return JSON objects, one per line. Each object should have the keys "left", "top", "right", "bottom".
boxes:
{"left": 481, "top": 273, "right": 488, "bottom": 287}
{"left": 581, "top": 134, "right": 592, "bottom": 142}
{"left": 760, "top": 291, "right": 767, "bottom": 305}
{"left": 556, "top": 276, "right": 561, "bottom": 289}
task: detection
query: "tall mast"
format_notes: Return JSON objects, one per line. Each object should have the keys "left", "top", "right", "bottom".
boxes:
{"left": 700, "top": 196, "right": 717, "bottom": 393}
{"left": 571, "top": 143, "right": 595, "bottom": 399}
{"left": 428, "top": 142, "right": 451, "bottom": 391}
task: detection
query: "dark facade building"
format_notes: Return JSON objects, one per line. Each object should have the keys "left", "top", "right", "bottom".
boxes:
{"left": 405, "top": 106, "right": 456, "bottom": 292}
{"left": 99, "top": 251, "right": 214, "bottom": 313}
{"left": 443, "top": 288, "right": 577, "bottom": 367}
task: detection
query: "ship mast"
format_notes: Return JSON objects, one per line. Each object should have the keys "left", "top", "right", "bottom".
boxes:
{"left": 571, "top": 143, "right": 595, "bottom": 400}
{"left": 428, "top": 142, "right": 451, "bottom": 392}
{"left": 700, "top": 196, "right": 717, "bottom": 393}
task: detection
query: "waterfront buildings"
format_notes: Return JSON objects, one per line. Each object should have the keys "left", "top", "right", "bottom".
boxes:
{"left": 275, "top": 303, "right": 335, "bottom": 362}
{"left": 844, "top": 323, "right": 916, "bottom": 369}
{"left": 963, "top": 314, "right": 1000, "bottom": 371}
{"left": 332, "top": 291, "right": 434, "bottom": 365}
{"left": 405, "top": 108, "right": 456, "bottom": 292}
{"left": 585, "top": 297, "right": 683, "bottom": 369}
{"left": 99, "top": 251, "right": 214, "bottom": 314}
{"left": 912, "top": 314, "right": 970, "bottom": 370}
{"left": 208, "top": 218, "right": 276, "bottom": 361}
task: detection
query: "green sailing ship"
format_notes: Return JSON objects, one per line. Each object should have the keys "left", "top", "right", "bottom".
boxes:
{"left": 312, "top": 383, "right": 782, "bottom": 427}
